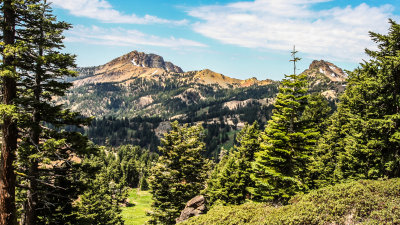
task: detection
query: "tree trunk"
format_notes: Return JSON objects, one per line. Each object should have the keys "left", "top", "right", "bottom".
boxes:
{"left": 25, "top": 14, "right": 45, "bottom": 223}
{"left": 0, "top": 1, "right": 17, "bottom": 225}
{"left": 25, "top": 58, "right": 43, "bottom": 225}
{"left": 25, "top": 161, "right": 38, "bottom": 225}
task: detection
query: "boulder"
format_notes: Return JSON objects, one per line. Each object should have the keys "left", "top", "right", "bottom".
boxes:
{"left": 176, "top": 195, "right": 207, "bottom": 223}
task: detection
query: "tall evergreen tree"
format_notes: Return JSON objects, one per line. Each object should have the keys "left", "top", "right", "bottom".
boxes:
{"left": 6, "top": 1, "right": 97, "bottom": 224}
{"left": 0, "top": 1, "right": 23, "bottom": 224}
{"left": 149, "top": 121, "right": 209, "bottom": 225}
{"left": 316, "top": 20, "right": 400, "bottom": 183}
{"left": 301, "top": 93, "right": 331, "bottom": 135}
{"left": 310, "top": 110, "right": 347, "bottom": 187}
{"left": 207, "top": 122, "right": 261, "bottom": 205}
{"left": 251, "top": 48, "right": 316, "bottom": 203}
{"left": 74, "top": 154, "right": 124, "bottom": 225}
{"left": 300, "top": 93, "right": 332, "bottom": 188}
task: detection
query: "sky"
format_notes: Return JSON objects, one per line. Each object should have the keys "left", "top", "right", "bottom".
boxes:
{"left": 49, "top": 0, "right": 400, "bottom": 80}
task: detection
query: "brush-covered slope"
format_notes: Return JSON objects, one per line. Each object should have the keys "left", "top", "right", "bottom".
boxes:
{"left": 182, "top": 179, "right": 400, "bottom": 225}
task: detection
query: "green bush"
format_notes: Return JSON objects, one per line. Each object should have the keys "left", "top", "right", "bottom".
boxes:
{"left": 182, "top": 179, "right": 400, "bottom": 224}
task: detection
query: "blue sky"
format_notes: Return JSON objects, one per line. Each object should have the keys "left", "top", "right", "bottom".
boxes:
{"left": 50, "top": 0, "right": 400, "bottom": 80}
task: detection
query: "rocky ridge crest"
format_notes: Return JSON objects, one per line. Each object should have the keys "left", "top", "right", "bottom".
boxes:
{"left": 305, "top": 60, "right": 347, "bottom": 82}
{"left": 73, "top": 51, "right": 273, "bottom": 88}
{"left": 109, "top": 51, "right": 183, "bottom": 73}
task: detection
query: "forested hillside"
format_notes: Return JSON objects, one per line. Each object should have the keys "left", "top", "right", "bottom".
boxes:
{"left": 62, "top": 53, "right": 345, "bottom": 158}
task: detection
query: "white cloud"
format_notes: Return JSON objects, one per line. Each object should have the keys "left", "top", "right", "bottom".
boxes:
{"left": 50, "top": 0, "right": 188, "bottom": 25}
{"left": 188, "top": 0, "right": 398, "bottom": 62}
{"left": 65, "top": 25, "right": 207, "bottom": 48}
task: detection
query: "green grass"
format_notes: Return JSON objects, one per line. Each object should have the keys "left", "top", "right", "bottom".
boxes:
{"left": 196, "top": 106, "right": 209, "bottom": 117}
{"left": 219, "top": 130, "right": 239, "bottom": 151}
{"left": 121, "top": 189, "right": 153, "bottom": 225}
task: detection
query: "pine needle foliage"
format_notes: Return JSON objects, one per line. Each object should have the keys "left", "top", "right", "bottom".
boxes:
{"left": 206, "top": 122, "right": 261, "bottom": 205}
{"left": 315, "top": 19, "right": 400, "bottom": 184}
{"left": 251, "top": 52, "right": 318, "bottom": 203}
{"left": 10, "top": 1, "right": 98, "bottom": 224}
{"left": 73, "top": 163, "right": 124, "bottom": 225}
{"left": 149, "top": 121, "right": 209, "bottom": 225}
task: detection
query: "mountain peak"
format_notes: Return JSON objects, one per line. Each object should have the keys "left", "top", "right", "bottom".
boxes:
{"left": 306, "top": 60, "right": 347, "bottom": 81}
{"left": 73, "top": 51, "right": 275, "bottom": 88}
{"left": 193, "top": 69, "right": 241, "bottom": 88}
{"left": 106, "top": 50, "right": 183, "bottom": 73}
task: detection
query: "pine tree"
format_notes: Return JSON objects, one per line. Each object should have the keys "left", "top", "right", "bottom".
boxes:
{"left": 74, "top": 163, "right": 124, "bottom": 225}
{"left": 251, "top": 47, "right": 316, "bottom": 203}
{"left": 301, "top": 93, "right": 331, "bottom": 134}
{"left": 0, "top": 1, "right": 24, "bottom": 223}
{"left": 300, "top": 93, "right": 332, "bottom": 188}
{"left": 149, "top": 121, "right": 209, "bottom": 225}
{"left": 74, "top": 145, "right": 159, "bottom": 225}
{"left": 204, "top": 149, "right": 230, "bottom": 205}
{"left": 207, "top": 122, "right": 261, "bottom": 205}
{"left": 10, "top": 1, "right": 96, "bottom": 223}
{"left": 316, "top": 20, "right": 400, "bottom": 182}
{"left": 310, "top": 111, "right": 347, "bottom": 187}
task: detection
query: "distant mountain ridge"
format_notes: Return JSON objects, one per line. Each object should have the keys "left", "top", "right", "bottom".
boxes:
{"left": 62, "top": 50, "right": 347, "bottom": 154}
{"left": 73, "top": 50, "right": 273, "bottom": 88}
{"left": 65, "top": 50, "right": 347, "bottom": 119}
{"left": 301, "top": 59, "right": 347, "bottom": 100}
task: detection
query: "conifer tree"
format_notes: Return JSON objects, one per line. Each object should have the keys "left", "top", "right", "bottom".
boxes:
{"left": 149, "top": 121, "right": 209, "bottom": 225}
{"left": 74, "top": 163, "right": 124, "bottom": 225}
{"left": 299, "top": 93, "right": 332, "bottom": 188}
{"left": 0, "top": 1, "right": 24, "bottom": 223}
{"left": 301, "top": 93, "right": 331, "bottom": 134}
{"left": 8, "top": 1, "right": 97, "bottom": 223}
{"left": 316, "top": 20, "right": 400, "bottom": 182}
{"left": 204, "top": 148, "right": 230, "bottom": 205}
{"left": 207, "top": 122, "right": 261, "bottom": 205}
{"left": 251, "top": 47, "right": 316, "bottom": 203}
{"left": 310, "top": 111, "right": 347, "bottom": 187}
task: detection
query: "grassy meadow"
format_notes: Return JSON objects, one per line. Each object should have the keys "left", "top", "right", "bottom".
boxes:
{"left": 122, "top": 189, "right": 152, "bottom": 225}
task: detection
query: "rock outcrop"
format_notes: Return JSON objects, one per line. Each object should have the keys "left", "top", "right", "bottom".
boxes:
{"left": 106, "top": 50, "right": 183, "bottom": 73}
{"left": 305, "top": 60, "right": 347, "bottom": 82}
{"left": 176, "top": 195, "right": 207, "bottom": 223}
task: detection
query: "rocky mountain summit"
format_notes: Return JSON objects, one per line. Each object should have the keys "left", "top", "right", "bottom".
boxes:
{"left": 112, "top": 50, "right": 183, "bottom": 73}
{"left": 73, "top": 50, "right": 272, "bottom": 88}
{"left": 305, "top": 60, "right": 347, "bottom": 82}
{"left": 73, "top": 51, "right": 184, "bottom": 87}
{"left": 300, "top": 60, "right": 347, "bottom": 100}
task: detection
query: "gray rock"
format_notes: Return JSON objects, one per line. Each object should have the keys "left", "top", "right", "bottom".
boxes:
{"left": 176, "top": 195, "right": 207, "bottom": 223}
{"left": 128, "top": 51, "right": 184, "bottom": 73}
